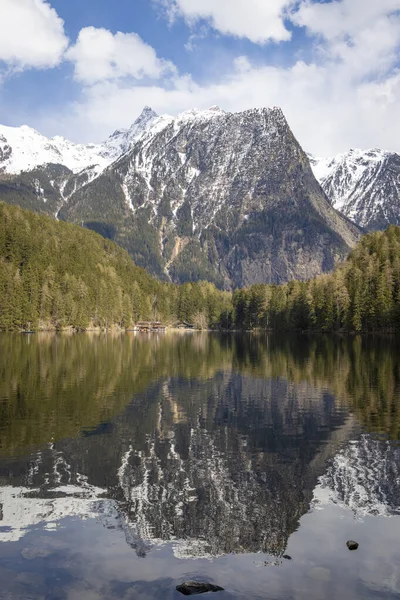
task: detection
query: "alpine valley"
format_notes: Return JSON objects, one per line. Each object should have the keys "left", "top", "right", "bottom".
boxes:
{"left": 0, "top": 105, "right": 372, "bottom": 288}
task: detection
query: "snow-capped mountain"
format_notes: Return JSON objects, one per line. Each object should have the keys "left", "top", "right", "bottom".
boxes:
{"left": 0, "top": 106, "right": 159, "bottom": 175}
{"left": 100, "top": 105, "right": 159, "bottom": 161}
{"left": 0, "top": 124, "right": 105, "bottom": 175}
{"left": 310, "top": 149, "right": 400, "bottom": 230}
{"left": 0, "top": 105, "right": 360, "bottom": 287}
{"left": 59, "top": 105, "right": 360, "bottom": 287}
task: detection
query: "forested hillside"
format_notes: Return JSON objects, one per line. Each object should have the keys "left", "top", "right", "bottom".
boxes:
{"left": 0, "top": 203, "right": 231, "bottom": 331}
{"left": 235, "top": 226, "right": 400, "bottom": 332}
{"left": 0, "top": 203, "right": 399, "bottom": 332}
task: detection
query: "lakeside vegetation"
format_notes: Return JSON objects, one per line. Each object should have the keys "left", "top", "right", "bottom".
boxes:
{"left": 1, "top": 202, "right": 400, "bottom": 332}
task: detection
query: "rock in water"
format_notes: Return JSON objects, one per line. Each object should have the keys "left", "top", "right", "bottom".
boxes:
{"left": 176, "top": 581, "right": 224, "bottom": 595}
{"left": 346, "top": 540, "right": 359, "bottom": 551}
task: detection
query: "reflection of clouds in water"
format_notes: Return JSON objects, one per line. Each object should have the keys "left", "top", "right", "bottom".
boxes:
{"left": 314, "top": 435, "right": 400, "bottom": 517}
{"left": 0, "top": 482, "right": 216, "bottom": 560}
{"left": 0, "top": 484, "right": 112, "bottom": 542}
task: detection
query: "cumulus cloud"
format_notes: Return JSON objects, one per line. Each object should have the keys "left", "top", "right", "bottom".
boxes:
{"left": 10, "top": 0, "right": 400, "bottom": 157}
{"left": 38, "top": 54, "right": 400, "bottom": 157}
{"left": 66, "top": 27, "right": 175, "bottom": 85}
{"left": 0, "top": 0, "right": 68, "bottom": 71}
{"left": 293, "top": 0, "right": 400, "bottom": 40}
{"left": 160, "top": 0, "right": 295, "bottom": 44}
{"left": 292, "top": 0, "right": 400, "bottom": 77}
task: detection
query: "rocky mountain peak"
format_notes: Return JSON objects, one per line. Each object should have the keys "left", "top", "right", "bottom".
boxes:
{"left": 139, "top": 105, "right": 158, "bottom": 119}
{"left": 101, "top": 106, "right": 159, "bottom": 161}
{"left": 59, "top": 105, "right": 360, "bottom": 287}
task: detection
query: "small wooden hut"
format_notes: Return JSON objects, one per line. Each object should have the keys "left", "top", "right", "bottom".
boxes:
{"left": 136, "top": 321, "right": 166, "bottom": 332}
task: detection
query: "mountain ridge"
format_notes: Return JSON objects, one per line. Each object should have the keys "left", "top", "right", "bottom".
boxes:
{"left": 310, "top": 148, "right": 400, "bottom": 231}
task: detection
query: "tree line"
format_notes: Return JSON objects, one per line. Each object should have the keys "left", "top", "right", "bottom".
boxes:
{"left": 233, "top": 225, "right": 400, "bottom": 332}
{"left": 1, "top": 202, "right": 400, "bottom": 332}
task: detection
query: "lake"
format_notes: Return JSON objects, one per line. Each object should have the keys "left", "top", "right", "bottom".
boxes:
{"left": 0, "top": 332, "right": 399, "bottom": 599}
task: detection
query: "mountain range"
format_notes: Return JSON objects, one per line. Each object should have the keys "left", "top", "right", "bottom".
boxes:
{"left": 1, "top": 105, "right": 397, "bottom": 287}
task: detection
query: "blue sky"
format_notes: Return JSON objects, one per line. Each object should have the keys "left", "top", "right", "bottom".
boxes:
{"left": 0, "top": 0, "right": 400, "bottom": 155}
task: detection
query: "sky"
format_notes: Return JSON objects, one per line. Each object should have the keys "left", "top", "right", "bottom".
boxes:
{"left": 0, "top": 0, "right": 400, "bottom": 156}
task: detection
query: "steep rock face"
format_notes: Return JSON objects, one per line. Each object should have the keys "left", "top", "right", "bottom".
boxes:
{"left": 0, "top": 163, "right": 72, "bottom": 217}
{"left": 310, "top": 149, "right": 400, "bottom": 231}
{"left": 61, "top": 106, "right": 360, "bottom": 287}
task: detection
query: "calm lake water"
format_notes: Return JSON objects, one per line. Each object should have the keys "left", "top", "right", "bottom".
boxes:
{"left": 0, "top": 332, "right": 400, "bottom": 600}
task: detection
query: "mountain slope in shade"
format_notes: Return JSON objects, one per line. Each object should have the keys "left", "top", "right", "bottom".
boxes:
{"left": 310, "top": 149, "right": 400, "bottom": 230}
{"left": 60, "top": 105, "right": 360, "bottom": 287}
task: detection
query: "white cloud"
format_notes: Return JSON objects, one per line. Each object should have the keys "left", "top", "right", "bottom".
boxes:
{"left": 292, "top": 0, "right": 400, "bottom": 78}
{"left": 66, "top": 27, "right": 175, "bottom": 85}
{"left": 12, "top": 0, "right": 400, "bottom": 158}
{"left": 293, "top": 0, "right": 400, "bottom": 40}
{"left": 161, "top": 0, "right": 295, "bottom": 44}
{"left": 0, "top": 0, "right": 68, "bottom": 70}
{"left": 38, "top": 54, "right": 400, "bottom": 157}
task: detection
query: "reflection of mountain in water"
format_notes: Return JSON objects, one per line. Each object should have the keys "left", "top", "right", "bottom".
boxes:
{"left": 1, "top": 333, "right": 400, "bottom": 559}
{"left": 0, "top": 372, "right": 355, "bottom": 558}
{"left": 315, "top": 435, "right": 400, "bottom": 517}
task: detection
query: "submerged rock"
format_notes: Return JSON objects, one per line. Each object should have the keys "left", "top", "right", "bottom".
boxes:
{"left": 283, "top": 554, "right": 292, "bottom": 560}
{"left": 21, "top": 547, "right": 53, "bottom": 560}
{"left": 346, "top": 540, "right": 359, "bottom": 551}
{"left": 176, "top": 581, "right": 224, "bottom": 595}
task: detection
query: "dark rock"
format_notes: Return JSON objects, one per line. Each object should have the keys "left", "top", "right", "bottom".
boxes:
{"left": 176, "top": 581, "right": 224, "bottom": 595}
{"left": 283, "top": 554, "right": 292, "bottom": 560}
{"left": 346, "top": 540, "right": 359, "bottom": 551}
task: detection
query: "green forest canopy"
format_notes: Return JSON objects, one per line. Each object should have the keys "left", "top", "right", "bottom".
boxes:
{"left": 0, "top": 201, "right": 400, "bottom": 332}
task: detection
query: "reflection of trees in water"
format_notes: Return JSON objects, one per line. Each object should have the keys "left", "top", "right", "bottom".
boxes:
{"left": 0, "top": 333, "right": 400, "bottom": 557}
{"left": 0, "top": 332, "right": 400, "bottom": 455}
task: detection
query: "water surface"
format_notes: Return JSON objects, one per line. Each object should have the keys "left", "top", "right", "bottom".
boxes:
{"left": 0, "top": 333, "right": 400, "bottom": 599}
